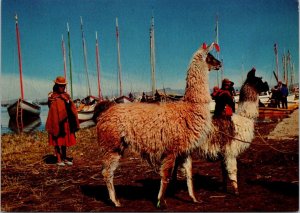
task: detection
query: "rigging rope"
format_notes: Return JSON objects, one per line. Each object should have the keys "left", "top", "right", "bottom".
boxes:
{"left": 216, "top": 129, "right": 296, "bottom": 154}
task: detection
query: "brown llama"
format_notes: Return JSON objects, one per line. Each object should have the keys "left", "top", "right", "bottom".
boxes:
{"left": 96, "top": 42, "right": 221, "bottom": 207}
{"left": 174, "top": 68, "right": 269, "bottom": 196}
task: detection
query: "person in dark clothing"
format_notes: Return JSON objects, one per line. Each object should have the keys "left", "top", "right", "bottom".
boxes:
{"left": 154, "top": 90, "right": 161, "bottom": 102}
{"left": 214, "top": 78, "right": 235, "bottom": 118}
{"left": 269, "top": 85, "right": 281, "bottom": 108}
{"left": 141, "top": 92, "right": 147, "bottom": 102}
{"left": 280, "top": 83, "right": 289, "bottom": 109}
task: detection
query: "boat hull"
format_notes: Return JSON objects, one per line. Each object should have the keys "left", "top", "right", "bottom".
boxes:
{"left": 9, "top": 116, "right": 41, "bottom": 133}
{"left": 7, "top": 99, "right": 41, "bottom": 118}
{"left": 77, "top": 103, "right": 96, "bottom": 122}
{"left": 259, "top": 103, "right": 299, "bottom": 115}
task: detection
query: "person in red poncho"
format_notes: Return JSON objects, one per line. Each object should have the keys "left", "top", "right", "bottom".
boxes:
{"left": 46, "top": 76, "right": 79, "bottom": 166}
{"left": 213, "top": 78, "right": 235, "bottom": 118}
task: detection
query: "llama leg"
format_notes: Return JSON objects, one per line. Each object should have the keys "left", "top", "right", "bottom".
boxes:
{"left": 182, "top": 156, "right": 198, "bottom": 203}
{"left": 221, "top": 159, "right": 228, "bottom": 192}
{"left": 102, "top": 152, "right": 121, "bottom": 207}
{"left": 157, "top": 155, "right": 176, "bottom": 208}
{"left": 224, "top": 156, "right": 239, "bottom": 195}
{"left": 172, "top": 157, "right": 180, "bottom": 182}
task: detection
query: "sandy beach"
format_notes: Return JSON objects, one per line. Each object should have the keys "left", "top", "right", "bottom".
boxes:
{"left": 268, "top": 109, "right": 299, "bottom": 140}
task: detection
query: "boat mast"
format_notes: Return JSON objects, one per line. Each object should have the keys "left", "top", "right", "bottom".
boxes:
{"left": 274, "top": 43, "right": 279, "bottom": 82}
{"left": 95, "top": 31, "right": 102, "bottom": 100}
{"left": 15, "top": 14, "right": 24, "bottom": 100}
{"left": 80, "top": 17, "right": 91, "bottom": 97}
{"left": 150, "top": 14, "right": 156, "bottom": 97}
{"left": 61, "top": 35, "right": 68, "bottom": 90}
{"left": 116, "top": 17, "right": 122, "bottom": 97}
{"left": 215, "top": 15, "right": 220, "bottom": 88}
{"left": 67, "top": 22, "right": 73, "bottom": 99}
{"left": 286, "top": 50, "right": 291, "bottom": 87}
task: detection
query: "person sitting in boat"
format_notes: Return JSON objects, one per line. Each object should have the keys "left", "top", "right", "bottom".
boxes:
{"left": 154, "top": 89, "right": 161, "bottom": 102}
{"left": 128, "top": 92, "right": 134, "bottom": 100}
{"left": 141, "top": 92, "right": 147, "bottom": 102}
{"left": 213, "top": 78, "right": 235, "bottom": 118}
{"left": 46, "top": 76, "right": 79, "bottom": 166}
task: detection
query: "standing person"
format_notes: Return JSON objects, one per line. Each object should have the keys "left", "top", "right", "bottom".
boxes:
{"left": 213, "top": 78, "right": 235, "bottom": 118}
{"left": 280, "top": 83, "right": 289, "bottom": 109}
{"left": 271, "top": 85, "right": 281, "bottom": 108}
{"left": 46, "top": 76, "right": 79, "bottom": 166}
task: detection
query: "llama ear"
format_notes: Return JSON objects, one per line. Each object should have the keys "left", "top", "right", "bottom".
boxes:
{"left": 214, "top": 43, "right": 220, "bottom": 52}
{"left": 247, "top": 67, "right": 256, "bottom": 79}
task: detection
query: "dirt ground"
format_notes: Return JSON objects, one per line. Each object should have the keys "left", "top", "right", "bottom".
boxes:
{"left": 1, "top": 110, "right": 299, "bottom": 212}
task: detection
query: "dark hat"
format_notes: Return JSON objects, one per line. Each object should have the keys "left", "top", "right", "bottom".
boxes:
{"left": 54, "top": 76, "right": 67, "bottom": 85}
{"left": 222, "top": 78, "right": 233, "bottom": 86}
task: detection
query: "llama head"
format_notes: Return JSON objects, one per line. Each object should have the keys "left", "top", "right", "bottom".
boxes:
{"left": 245, "top": 67, "right": 269, "bottom": 93}
{"left": 193, "top": 42, "right": 222, "bottom": 71}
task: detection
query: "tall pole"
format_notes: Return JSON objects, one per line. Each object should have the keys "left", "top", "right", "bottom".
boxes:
{"left": 150, "top": 15, "right": 156, "bottom": 96}
{"left": 67, "top": 22, "right": 73, "bottom": 99}
{"left": 96, "top": 31, "right": 102, "bottom": 100}
{"left": 215, "top": 15, "right": 220, "bottom": 87}
{"left": 61, "top": 35, "right": 68, "bottom": 91}
{"left": 274, "top": 43, "right": 279, "bottom": 81}
{"left": 116, "top": 17, "right": 122, "bottom": 97}
{"left": 15, "top": 14, "right": 24, "bottom": 99}
{"left": 80, "top": 17, "right": 91, "bottom": 96}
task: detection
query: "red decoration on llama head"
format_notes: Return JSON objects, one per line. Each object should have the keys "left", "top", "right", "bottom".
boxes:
{"left": 214, "top": 43, "right": 220, "bottom": 52}
{"left": 202, "top": 43, "right": 207, "bottom": 49}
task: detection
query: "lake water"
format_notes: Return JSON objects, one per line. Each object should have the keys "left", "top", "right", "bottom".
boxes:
{"left": 1, "top": 104, "right": 96, "bottom": 134}
{"left": 1, "top": 105, "right": 49, "bottom": 134}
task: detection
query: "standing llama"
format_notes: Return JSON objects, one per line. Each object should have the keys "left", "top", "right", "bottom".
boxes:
{"left": 194, "top": 67, "right": 269, "bottom": 195}
{"left": 96, "top": 42, "right": 221, "bottom": 207}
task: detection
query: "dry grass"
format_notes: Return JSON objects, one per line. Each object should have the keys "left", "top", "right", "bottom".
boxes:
{"left": 1, "top": 113, "right": 298, "bottom": 211}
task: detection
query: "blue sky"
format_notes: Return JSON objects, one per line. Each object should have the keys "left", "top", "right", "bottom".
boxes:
{"left": 1, "top": 0, "right": 299, "bottom": 100}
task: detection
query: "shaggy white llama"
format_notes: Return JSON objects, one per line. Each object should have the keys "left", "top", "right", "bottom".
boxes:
{"left": 96, "top": 42, "right": 221, "bottom": 207}
{"left": 197, "top": 67, "right": 269, "bottom": 195}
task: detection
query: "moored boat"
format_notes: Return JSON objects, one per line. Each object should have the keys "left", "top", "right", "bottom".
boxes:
{"left": 76, "top": 96, "right": 98, "bottom": 122}
{"left": 7, "top": 15, "right": 41, "bottom": 123}
{"left": 259, "top": 102, "right": 299, "bottom": 115}
{"left": 7, "top": 98, "right": 41, "bottom": 119}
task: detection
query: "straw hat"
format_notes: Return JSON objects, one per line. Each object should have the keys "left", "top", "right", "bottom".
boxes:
{"left": 54, "top": 76, "right": 67, "bottom": 85}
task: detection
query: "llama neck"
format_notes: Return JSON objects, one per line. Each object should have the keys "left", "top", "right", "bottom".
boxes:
{"left": 183, "top": 61, "right": 211, "bottom": 104}
{"left": 236, "top": 84, "right": 259, "bottom": 119}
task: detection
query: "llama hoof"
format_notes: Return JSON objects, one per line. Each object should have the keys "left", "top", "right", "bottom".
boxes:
{"left": 234, "top": 190, "right": 239, "bottom": 196}
{"left": 191, "top": 197, "right": 200, "bottom": 203}
{"left": 156, "top": 199, "right": 167, "bottom": 209}
{"left": 113, "top": 200, "right": 121, "bottom": 207}
{"left": 192, "top": 198, "right": 203, "bottom": 204}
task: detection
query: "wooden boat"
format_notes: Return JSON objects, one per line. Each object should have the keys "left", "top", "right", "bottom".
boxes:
{"left": 114, "top": 95, "right": 133, "bottom": 104}
{"left": 8, "top": 99, "right": 40, "bottom": 118}
{"left": 7, "top": 15, "right": 41, "bottom": 122}
{"left": 76, "top": 96, "right": 99, "bottom": 122}
{"left": 259, "top": 103, "right": 298, "bottom": 115}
